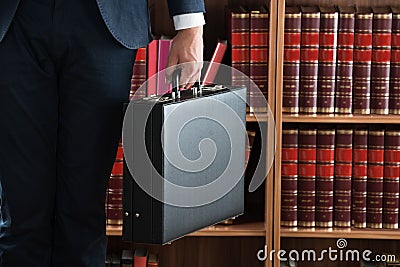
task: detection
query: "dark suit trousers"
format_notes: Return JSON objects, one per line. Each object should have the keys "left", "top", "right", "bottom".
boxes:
{"left": 0, "top": 0, "right": 137, "bottom": 266}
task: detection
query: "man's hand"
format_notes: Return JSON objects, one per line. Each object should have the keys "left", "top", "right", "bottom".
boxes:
{"left": 166, "top": 26, "right": 203, "bottom": 89}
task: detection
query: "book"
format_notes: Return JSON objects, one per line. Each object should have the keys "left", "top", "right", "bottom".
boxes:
{"left": 367, "top": 126, "right": 385, "bottom": 229}
{"left": 352, "top": 126, "right": 368, "bottom": 228}
{"left": 390, "top": 7, "right": 400, "bottom": 114}
{"left": 121, "top": 249, "right": 133, "bottom": 267}
{"left": 334, "top": 127, "right": 353, "bottom": 228}
{"left": 107, "top": 158, "right": 124, "bottom": 226}
{"left": 281, "top": 125, "right": 299, "bottom": 227}
{"left": 336, "top": 6, "right": 355, "bottom": 114}
{"left": 298, "top": 126, "right": 317, "bottom": 227}
{"left": 317, "top": 6, "right": 338, "bottom": 114}
{"left": 131, "top": 47, "right": 147, "bottom": 100}
{"left": 299, "top": 6, "right": 320, "bottom": 114}
{"left": 249, "top": 7, "right": 269, "bottom": 113}
{"left": 148, "top": 253, "right": 159, "bottom": 267}
{"left": 134, "top": 248, "right": 148, "bottom": 267}
{"left": 353, "top": 7, "right": 373, "bottom": 115}
{"left": 316, "top": 126, "right": 335, "bottom": 227}
{"left": 383, "top": 127, "right": 400, "bottom": 229}
{"left": 229, "top": 7, "right": 250, "bottom": 101}
{"left": 147, "top": 40, "right": 158, "bottom": 96}
{"left": 157, "top": 38, "right": 173, "bottom": 95}
{"left": 283, "top": 6, "right": 301, "bottom": 114}
{"left": 371, "top": 7, "right": 392, "bottom": 115}
{"left": 202, "top": 40, "right": 228, "bottom": 85}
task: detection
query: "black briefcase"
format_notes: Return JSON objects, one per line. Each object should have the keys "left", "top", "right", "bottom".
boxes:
{"left": 122, "top": 71, "right": 246, "bottom": 244}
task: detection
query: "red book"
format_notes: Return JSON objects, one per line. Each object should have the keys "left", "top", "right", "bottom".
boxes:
{"left": 352, "top": 126, "right": 368, "bottom": 228}
{"left": 367, "top": 127, "right": 385, "bottom": 229}
{"left": 134, "top": 248, "right": 148, "bottom": 267}
{"left": 334, "top": 127, "right": 353, "bottom": 228}
{"left": 147, "top": 40, "right": 159, "bottom": 96}
{"left": 281, "top": 125, "right": 299, "bottom": 227}
{"left": 298, "top": 126, "right": 317, "bottom": 227}
{"left": 353, "top": 7, "right": 373, "bottom": 115}
{"left": 371, "top": 7, "right": 392, "bottom": 115}
{"left": 383, "top": 128, "right": 400, "bottom": 229}
{"left": 299, "top": 6, "right": 320, "bottom": 114}
{"left": 229, "top": 7, "right": 250, "bottom": 101}
{"left": 157, "top": 39, "right": 173, "bottom": 95}
{"left": 203, "top": 41, "right": 228, "bottom": 85}
{"left": 316, "top": 127, "right": 335, "bottom": 227}
{"left": 283, "top": 6, "right": 301, "bottom": 114}
{"left": 390, "top": 7, "right": 400, "bottom": 114}
{"left": 336, "top": 6, "right": 355, "bottom": 114}
{"left": 131, "top": 47, "right": 147, "bottom": 100}
{"left": 107, "top": 150, "right": 124, "bottom": 226}
{"left": 249, "top": 7, "right": 269, "bottom": 113}
{"left": 317, "top": 7, "right": 338, "bottom": 114}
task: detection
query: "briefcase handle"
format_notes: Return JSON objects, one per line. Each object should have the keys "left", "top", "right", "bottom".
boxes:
{"left": 171, "top": 68, "right": 202, "bottom": 100}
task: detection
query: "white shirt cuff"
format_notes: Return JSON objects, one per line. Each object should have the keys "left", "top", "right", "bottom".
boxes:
{"left": 173, "top": 13, "right": 205, "bottom": 31}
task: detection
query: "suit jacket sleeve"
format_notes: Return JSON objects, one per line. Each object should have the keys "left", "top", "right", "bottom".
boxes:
{"left": 167, "top": 0, "right": 205, "bottom": 17}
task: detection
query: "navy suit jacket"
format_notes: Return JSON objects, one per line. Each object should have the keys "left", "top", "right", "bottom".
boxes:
{"left": 0, "top": 0, "right": 205, "bottom": 49}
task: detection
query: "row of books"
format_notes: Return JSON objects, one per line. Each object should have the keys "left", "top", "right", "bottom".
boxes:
{"left": 283, "top": 6, "right": 400, "bottom": 115}
{"left": 281, "top": 124, "right": 400, "bottom": 229}
{"left": 228, "top": 6, "right": 269, "bottom": 112}
{"left": 106, "top": 249, "right": 159, "bottom": 267}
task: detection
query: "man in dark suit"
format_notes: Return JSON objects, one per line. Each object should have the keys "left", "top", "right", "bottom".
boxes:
{"left": 0, "top": 0, "right": 205, "bottom": 266}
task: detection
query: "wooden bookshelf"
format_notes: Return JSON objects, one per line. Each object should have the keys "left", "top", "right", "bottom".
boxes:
{"left": 273, "top": 0, "right": 400, "bottom": 266}
{"left": 107, "top": 221, "right": 266, "bottom": 237}
{"left": 281, "top": 227, "right": 400, "bottom": 240}
{"left": 282, "top": 114, "right": 400, "bottom": 124}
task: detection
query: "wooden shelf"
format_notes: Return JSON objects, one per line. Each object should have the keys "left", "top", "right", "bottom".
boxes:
{"left": 281, "top": 227, "right": 400, "bottom": 240}
{"left": 282, "top": 114, "right": 400, "bottom": 124}
{"left": 106, "top": 221, "right": 266, "bottom": 238}
{"left": 247, "top": 113, "right": 268, "bottom": 122}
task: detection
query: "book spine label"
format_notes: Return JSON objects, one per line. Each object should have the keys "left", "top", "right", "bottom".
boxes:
{"left": 336, "top": 7, "right": 355, "bottom": 114}
{"left": 299, "top": 8, "right": 320, "bottom": 114}
{"left": 353, "top": 10, "right": 373, "bottom": 114}
{"left": 298, "top": 127, "right": 317, "bottom": 227}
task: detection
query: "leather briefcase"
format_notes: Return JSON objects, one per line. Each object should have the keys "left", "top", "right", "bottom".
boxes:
{"left": 122, "top": 71, "right": 246, "bottom": 244}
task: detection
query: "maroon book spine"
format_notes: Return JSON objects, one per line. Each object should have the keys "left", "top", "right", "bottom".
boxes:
{"left": 229, "top": 8, "right": 250, "bottom": 101}
{"left": 283, "top": 6, "right": 301, "bottom": 114}
{"left": 371, "top": 7, "right": 392, "bottom": 115}
{"left": 298, "top": 127, "right": 317, "bottom": 227}
{"left": 352, "top": 127, "right": 368, "bottom": 228}
{"left": 281, "top": 126, "right": 299, "bottom": 227}
{"left": 107, "top": 148, "right": 124, "bottom": 226}
{"left": 316, "top": 127, "right": 335, "bottom": 227}
{"left": 317, "top": 7, "right": 338, "bottom": 114}
{"left": 334, "top": 127, "right": 353, "bottom": 228}
{"left": 383, "top": 128, "right": 400, "bottom": 229}
{"left": 299, "top": 6, "right": 320, "bottom": 114}
{"left": 367, "top": 127, "right": 385, "bottom": 229}
{"left": 390, "top": 7, "right": 400, "bottom": 114}
{"left": 353, "top": 7, "right": 373, "bottom": 115}
{"left": 250, "top": 7, "right": 269, "bottom": 113}
{"left": 130, "top": 47, "right": 147, "bottom": 100}
{"left": 336, "top": 6, "right": 355, "bottom": 114}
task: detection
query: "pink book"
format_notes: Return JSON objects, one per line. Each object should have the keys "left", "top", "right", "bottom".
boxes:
{"left": 203, "top": 41, "right": 228, "bottom": 85}
{"left": 157, "top": 39, "right": 173, "bottom": 95}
